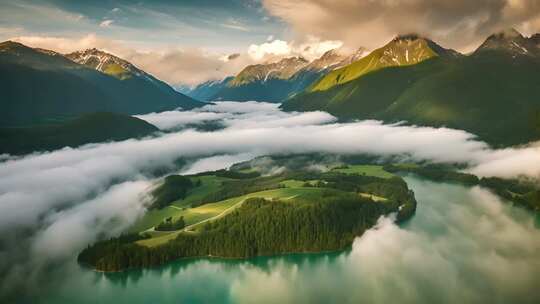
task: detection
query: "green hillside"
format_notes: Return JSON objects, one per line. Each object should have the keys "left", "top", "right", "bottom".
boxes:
{"left": 282, "top": 33, "right": 540, "bottom": 146}
{"left": 309, "top": 35, "right": 456, "bottom": 92}
{"left": 0, "top": 112, "right": 158, "bottom": 155}
{"left": 0, "top": 41, "right": 203, "bottom": 127}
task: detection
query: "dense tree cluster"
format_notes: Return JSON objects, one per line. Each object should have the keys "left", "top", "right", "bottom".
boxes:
{"left": 213, "top": 169, "right": 261, "bottom": 179}
{"left": 79, "top": 164, "right": 418, "bottom": 272}
{"left": 79, "top": 195, "right": 395, "bottom": 271}
{"left": 386, "top": 164, "right": 539, "bottom": 212}
{"left": 155, "top": 216, "right": 186, "bottom": 231}
{"left": 384, "top": 164, "right": 479, "bottom": 185}
{"left": 480, "top": 177, "right": 540, "bottom": 211}
{"left": 77, "top": 233, "right": 148, "bottom": 270}
{"left": 151, "top": 175, "right": 195, "bottom": 209}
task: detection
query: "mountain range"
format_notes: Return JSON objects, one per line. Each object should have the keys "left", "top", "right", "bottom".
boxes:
{"left": 2, "top": 27, "right": 540, "bottom": 148}
{"left": 182, "top": 28, "right": 540, "bottom": 147}
{"left": 283, "top": 29, "right": 540, "bottom": 146}
{"left": 177, "top": 76, "right": 234, "bottom": 101}
{"left": 0, "top": 41, "right": 203, "bottom": 126}
{"left": 183, "top": 48, "right": 367, "bottom": 102}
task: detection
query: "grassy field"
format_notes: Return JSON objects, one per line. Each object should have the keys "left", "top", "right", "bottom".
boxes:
{"left": 129, "top": 207, "right": 181, "bottom": 233}
{"left": 171, "top": 175, "right": 230, "bottom": 208}
{"left": 129, "top": 175, "right": 230, "bottom": 232}
{"left": 332, "top": 165, "right": 395, "bottom": 179}
{"left": 133, "top": 168, "right": 395, "bottom": 248}
{"left": 137, "top": 187, "right": 331, "bottom": 247}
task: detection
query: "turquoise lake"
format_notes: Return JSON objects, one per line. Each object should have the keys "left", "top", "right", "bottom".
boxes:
{"left": 30, "top": 176, "right": 540, "bottom": 304}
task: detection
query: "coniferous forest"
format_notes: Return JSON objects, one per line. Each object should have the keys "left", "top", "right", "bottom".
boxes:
{"left": 78, "top": 162, "right": 417, "bottom": 272}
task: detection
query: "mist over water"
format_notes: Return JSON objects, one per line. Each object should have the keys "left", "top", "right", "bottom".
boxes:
{"left": 1, "top": 102, "right": 539, "bottom": 302}
{"left": 32, "top": 176, "right": 540, "bottom": 304}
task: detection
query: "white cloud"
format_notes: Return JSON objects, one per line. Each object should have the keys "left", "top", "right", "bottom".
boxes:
{"left": 126, "top": 47, "right": 251, "bottom": 85}
{"left": 468, "top": 142, "right": 540, "bottom": 178}
{"left": 295, "top": 36, "right": 343, "bottom": 60}
{"left": 182, "top": 153, "right": 256, "bottom": 175}
{"left": 247, "top": 37, "right": 343, "bottom": 61}
{"left": 248, "top": 39, "right": 291, "bottom": 60}
{"left": 135, "top": 110, "right": 229, "bottom": 130}
{"left": 99, "top": 19, "right": 114, "bottom": 27}
{"left": 31, "top": 181, "right": 150, "bottom": 260}
{"left": 11, "top": 33, "right": 128, "bottom": 54}
{"left": 0, "top": 26, "right": 24, "bottom": 36}
{"left": 221, "top": 18, "right": 250, "bottom": 32}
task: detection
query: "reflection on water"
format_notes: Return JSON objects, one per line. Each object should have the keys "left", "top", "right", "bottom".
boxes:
{"left": 37, "top": 176, "right": 540, "bottom": 304}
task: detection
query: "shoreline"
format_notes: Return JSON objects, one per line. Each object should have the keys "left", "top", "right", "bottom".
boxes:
{"left": 85, "top": 246, "right": 355, "bottom": 273}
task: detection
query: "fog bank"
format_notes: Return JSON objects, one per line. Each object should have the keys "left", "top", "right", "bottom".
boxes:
{"left": 1, "top": 101, "right": 539, "bottom": 300}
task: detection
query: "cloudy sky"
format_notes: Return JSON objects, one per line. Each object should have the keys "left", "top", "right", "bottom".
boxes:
{"left": 2, "top": 0, "right": 540, "bottom": 85}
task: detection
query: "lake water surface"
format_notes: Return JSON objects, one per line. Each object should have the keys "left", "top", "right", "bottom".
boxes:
{"left": 34, "top": 176, "right": 540, "bottom": 304}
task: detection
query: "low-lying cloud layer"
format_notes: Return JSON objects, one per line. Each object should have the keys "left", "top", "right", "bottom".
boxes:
{"left": 1, "top": 102, "right": 540, "bottom": 299}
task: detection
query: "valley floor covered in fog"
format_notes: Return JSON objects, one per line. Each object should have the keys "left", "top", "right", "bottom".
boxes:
{"left": 1, "top": 102, "right": 539, "bottom": 302}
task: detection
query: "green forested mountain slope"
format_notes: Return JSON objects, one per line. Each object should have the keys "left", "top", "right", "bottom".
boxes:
{"left": 282, "top": 31, "right": 540, "bottom": 146}
{"left": 0, "top": 41, "right": 203, "bottom": 126}
{"left": 0, "top": 112, "right": 158, "bottom": 155}
{"left": 308, "top": 35, "right": 459, "bottom": 92}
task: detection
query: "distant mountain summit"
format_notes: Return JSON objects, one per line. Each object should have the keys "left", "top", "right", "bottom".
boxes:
{"left": 0, "top": 40, "right": 77, "bottom": 69}
{"left": 67, "top": 48, "right": 148, "bottom": 80}
{"left": 180, "top": 76, "right": 234, "bottom": 101}
{"left": 229, "top": 56, "right": 309, "bottom": 87}
{"left": 308, "top": 34, "right": 459, "bottom": 92}
{"left": 475, "top": 28, "right": 539, "bottom": 56}
{"left": 282, "top": 29, "right": 540, "bottom": 146}
{"left": 335, "top": 47, "right": 369, "bottom": 67}
{"left": 530, "top": 33, "right": 540, "bottom": 46}
{"left": 64, "top": 48, "right": 205, "bottom": 108}
{"left": 0, "top": 41, "right": 203, "bottom": 126}
{"left": 198, "top": 48, "right": 370, "bottom": 102}
{"left": 302, "top": 49, "right": 346, "bottom": 72}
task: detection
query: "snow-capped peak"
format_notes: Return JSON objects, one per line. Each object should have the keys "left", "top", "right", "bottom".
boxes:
{"left": 66, "top": 48, "right": 148, "bottom": 79}
{"left": 476, "top": 28, "right": 539, "bottom": 56}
